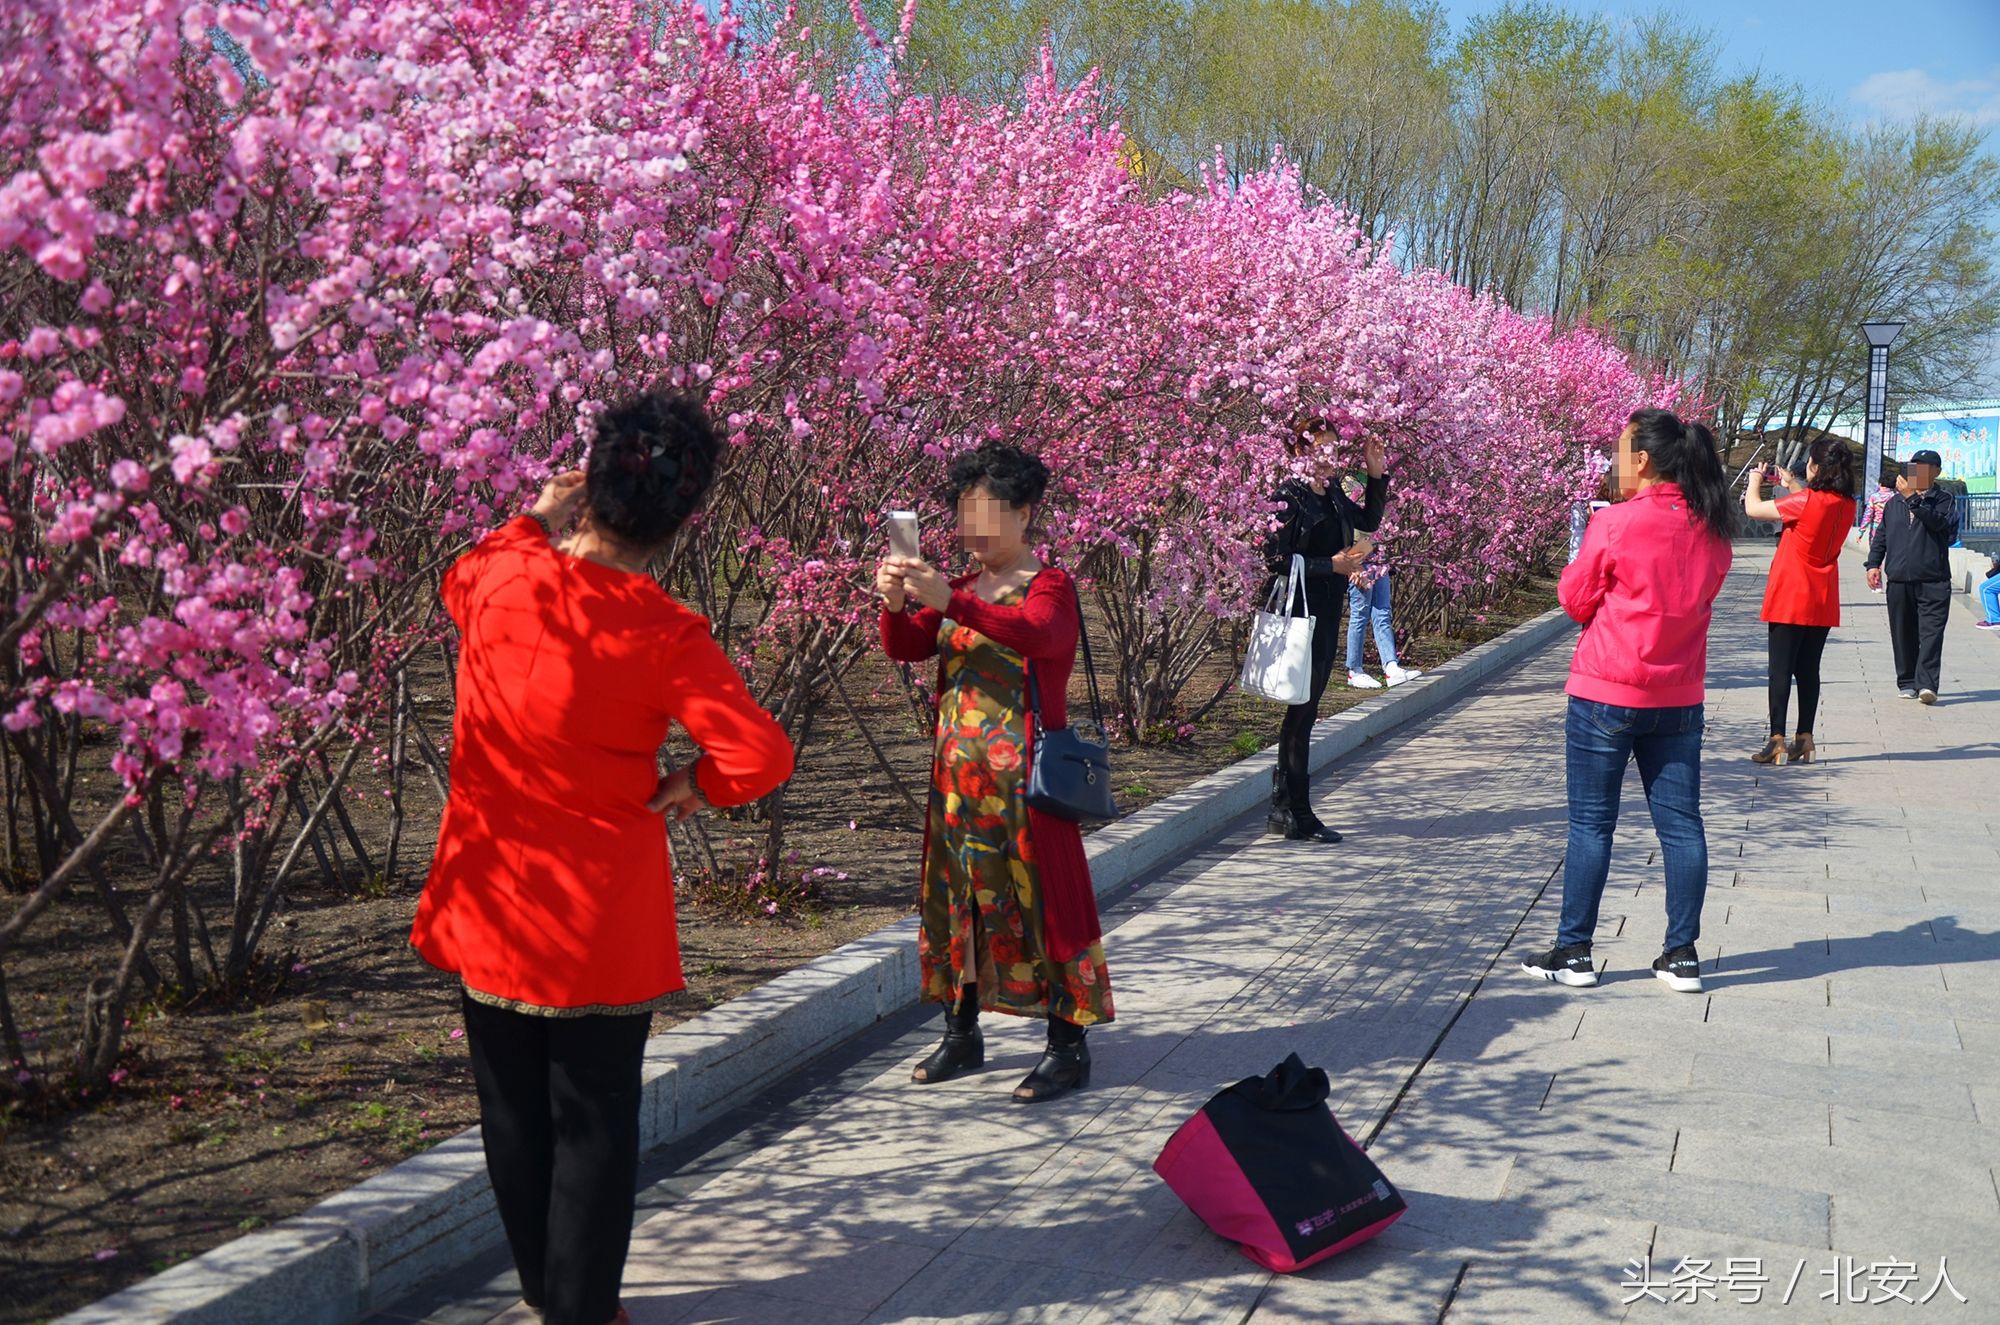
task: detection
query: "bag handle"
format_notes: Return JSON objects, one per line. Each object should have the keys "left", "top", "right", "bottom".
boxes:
{"left": 1024, "top": 573, "right": 1105, "bottom": 738}
{"left": 1261, "top": 554, "right": 1308, "bottom": 619}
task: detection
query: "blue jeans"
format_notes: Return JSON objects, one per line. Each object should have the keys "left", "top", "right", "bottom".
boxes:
{"left": 1560, "top": 698, "right": 1708, "bottom": 952}
{"left": 1981, "top": 572, "right": 2000, "bottom": 622}
{"left": 1346, "top": 578, "right": 1398, "bottom": 672}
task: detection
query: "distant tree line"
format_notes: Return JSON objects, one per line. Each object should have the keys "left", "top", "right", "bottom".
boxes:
{"left": 746, "top": 0, "right": 2000, "bottom": 442}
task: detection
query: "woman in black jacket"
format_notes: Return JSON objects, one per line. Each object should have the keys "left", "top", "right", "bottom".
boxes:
{"left": 1263, "top": 417, "right": 1388, "bottom": 842}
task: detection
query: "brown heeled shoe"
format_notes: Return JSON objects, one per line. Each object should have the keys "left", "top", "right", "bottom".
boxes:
{"left": 1786, "top": 733, "right": 1815, "bottom": 764}
{"left": 1750, "top": 735, "right": 1787, "bottom": 765}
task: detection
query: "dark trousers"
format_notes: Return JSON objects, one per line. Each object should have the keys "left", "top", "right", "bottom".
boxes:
{"left": 1884, "top": 579, "right": 1950, "bottom": 693}
{"left": 1767, "top": 623, "right": 1831, "bottom": 735}
{"left": 461, "top": 993, "right": 653, "bottom": 1325}
{"left": 1275, "top": 586, "right": 1345, "bottom": 813}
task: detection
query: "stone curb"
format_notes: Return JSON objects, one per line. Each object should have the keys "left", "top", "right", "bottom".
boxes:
{"left": 58, "top": 606, "right": 1576, "bottom": 1324}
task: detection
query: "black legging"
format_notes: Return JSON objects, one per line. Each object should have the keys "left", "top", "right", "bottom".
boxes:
{"left": 1768, "top": 622, "right": 1831, "bottom": 736}
{"left": 1276, "top": 593, "right": 1344, "bottom": 811}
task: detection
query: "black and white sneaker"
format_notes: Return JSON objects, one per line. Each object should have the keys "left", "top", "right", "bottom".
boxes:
{"left": 1653, "top": 945, "right": 1703, "bottom": 993}
{"left": 1898, "top": 689, "right": 1920, "bottom": 700}
{"left": 1520, "top": 943, "right": 1597, "bottom": 987}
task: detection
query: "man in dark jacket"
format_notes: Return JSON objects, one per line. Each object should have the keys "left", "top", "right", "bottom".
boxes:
{"left": 1864, "top": 449, "right": 1961, "bottom": 704}
{"left": 1261, "top": 420, "right": 1388, "bottom": 841}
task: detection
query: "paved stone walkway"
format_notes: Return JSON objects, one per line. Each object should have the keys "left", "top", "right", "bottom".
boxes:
{"left": 398, "top": 542, "right": 2000, "bottom": 1323}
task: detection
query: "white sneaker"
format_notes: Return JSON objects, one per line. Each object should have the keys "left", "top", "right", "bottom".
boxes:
{"left": 1384, "top": 664, "right": 1422, "bottom": 687}
{"left": 1347, "top": 671, "right": 1383, "bottom": 689}
{"left": 1919, "top": 689, "right": 1937, "bottom": 705}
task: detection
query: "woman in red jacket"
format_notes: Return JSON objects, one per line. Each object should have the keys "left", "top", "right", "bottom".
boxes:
{"left": 1520, "top": 410, "right": 1734, "bottom": 997}
{"left": 877, "top": 442, "right": 1113, "bottom": 1103}
{"left": 412, "top": 392, "right": 794, "bottom": 1325}
{"left": 1743, "top": 437, "right": 1858, "bottom": 765}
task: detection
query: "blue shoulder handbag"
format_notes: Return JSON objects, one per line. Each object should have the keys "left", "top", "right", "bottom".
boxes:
{"left": 1024, "top": 578, "right": 1117, "bottom": 824}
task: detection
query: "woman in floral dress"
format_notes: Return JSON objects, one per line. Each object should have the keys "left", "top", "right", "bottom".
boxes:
{"left": 877, "top": 443, "right": 1113, "bottom": 1103}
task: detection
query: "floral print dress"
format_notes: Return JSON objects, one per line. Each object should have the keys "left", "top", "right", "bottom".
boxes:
{"left": 918, "top": 588, "right": 1114, "bottom": 1026}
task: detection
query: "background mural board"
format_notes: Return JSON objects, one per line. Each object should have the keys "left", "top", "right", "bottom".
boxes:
{"left": 1893, "top": 412, "right": 2000, "bottom": 492}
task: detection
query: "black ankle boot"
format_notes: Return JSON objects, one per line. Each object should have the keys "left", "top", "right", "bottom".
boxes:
{"left": 1013, "top": 1016, "right": 1091, "bottom": 1102}
{"left": 912, "top": 996, "right": 984, "bottom": 1084}
{"left": 1267, "top": 805, "right": 1342, "bottom": 843}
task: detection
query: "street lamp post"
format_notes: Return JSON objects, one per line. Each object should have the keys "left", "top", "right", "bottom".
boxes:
{"left": 1860, "top": 320, "right": 1904, "bottom": 522}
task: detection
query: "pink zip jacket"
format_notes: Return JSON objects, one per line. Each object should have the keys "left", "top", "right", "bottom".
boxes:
{"left": 1559, "top": 482, "right": 1733, "bottom": 709}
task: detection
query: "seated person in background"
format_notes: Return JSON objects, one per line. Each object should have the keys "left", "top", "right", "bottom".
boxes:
{"left": 1979, "top": 555, "right": 2000, "bottom": 631}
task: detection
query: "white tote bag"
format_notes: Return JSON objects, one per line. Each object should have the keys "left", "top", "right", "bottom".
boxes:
{"left": 1239, "top": 554, "right": 1316, "bottom": 705}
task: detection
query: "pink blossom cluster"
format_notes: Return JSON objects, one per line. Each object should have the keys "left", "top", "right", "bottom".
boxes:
{"left": 1, "top": 0, "right": 1673, "bottom": 797}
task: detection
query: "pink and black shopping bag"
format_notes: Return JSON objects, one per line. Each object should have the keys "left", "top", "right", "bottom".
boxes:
{"left": 1152, "top": 1053, "right": 1405, "bottom": 1273}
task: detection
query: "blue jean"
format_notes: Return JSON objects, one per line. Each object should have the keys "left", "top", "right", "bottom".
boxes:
{"left": 1560, "top": 698, "right": 1708, "bottom": 952}
{"left": 1346, "top": 578, "right": 1398, "bottom": 671}
{"left": 1981, "top": 572, "right": 2000, "bottom": 622}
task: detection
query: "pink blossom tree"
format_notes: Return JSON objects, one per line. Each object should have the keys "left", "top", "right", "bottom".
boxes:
{"left": 0, "top": 0, "right": 1673, "bottom": 1092}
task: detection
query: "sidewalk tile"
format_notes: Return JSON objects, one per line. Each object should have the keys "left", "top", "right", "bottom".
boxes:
{"left": 1689, "top": 1052, "right": 1976, "bottom": 1121}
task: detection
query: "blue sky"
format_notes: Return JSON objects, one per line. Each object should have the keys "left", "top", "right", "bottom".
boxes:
{"left": 1441, "top": 1, "right": 2000, "bottom": 127}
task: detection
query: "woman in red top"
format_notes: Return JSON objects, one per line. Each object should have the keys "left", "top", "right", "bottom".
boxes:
{"left": 1743, "top": 436, "right": 1858, "bottom": 765}
{"left": 412, "top": 392, "right": 793, "bottom": 1325}
{"left": 877, "top": 443, "right": 1113, "bottom": 1104}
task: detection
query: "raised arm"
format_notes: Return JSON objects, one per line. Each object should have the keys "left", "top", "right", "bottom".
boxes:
{"left": 1907, "top": 488, "right": 1959, "bottom": 540}
{"left": 666, "top": 622, "right": 796, "bottom": 808}
{"left": 881, "top": 605, "right": 945, "bottom": 663}
{"left": 1558, "top": 510, "right": 1614, "bottom": 625}
{"left": 1264, "top": 486, "right": 1362, "bottom": 582}
{"left": 1743, "top": 469, "right": 1789, "bottom": 523}
{"left": 1331, "top": 473, "right": 1388, "bottom": 534}
{"left": 1748, "top": 479, "right": 1806, "bottom": 526}
{"left": 943, "top": 571, "right": 1079, "bottom": 662}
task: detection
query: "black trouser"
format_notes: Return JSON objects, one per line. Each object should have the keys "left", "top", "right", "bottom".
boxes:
{"left": 1274, "top": 584, "right": 1345, "bottom": 814}
{"left": 461, "top": 993, "right": 653, "bottom": 1325}
{"left": 1767, "top": 623, "right": 1831, "bottom": 735}
{"left": 1884, "top": 579, "right": 1950, "bottom": 694}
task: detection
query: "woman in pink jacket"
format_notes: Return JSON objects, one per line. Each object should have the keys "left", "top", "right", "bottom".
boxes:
{"left": 1521, "top": 410, "right": 1734, "bottom": 996}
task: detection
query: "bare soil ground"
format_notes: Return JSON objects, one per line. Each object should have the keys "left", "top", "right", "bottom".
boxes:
{"left": 0, "top": 577, "right": 1556, "bottom": 1323}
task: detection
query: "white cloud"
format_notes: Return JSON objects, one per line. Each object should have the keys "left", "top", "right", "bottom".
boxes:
{"left": 1852, "top": 66, "right": 2000, "bottom": 126}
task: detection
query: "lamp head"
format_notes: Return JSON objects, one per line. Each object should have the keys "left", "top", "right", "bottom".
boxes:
{"left": 1860, "top": 320, "right": 1905, "bottom": 349}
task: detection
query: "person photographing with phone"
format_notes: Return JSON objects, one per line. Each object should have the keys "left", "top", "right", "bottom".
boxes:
{"left": 1744, "top": 438, "right": 1857, "bottom": 764}
{"left": 1520, "top": 410, "right": 1732, "bottom": 995}
{"left": 1260, "top": 416, "right": 1388, "bottom": 842}
{"left": 411, "top": 391, "right": 795, "bottom": 1325}
{"left": 1863, "top": 449, "right": 1961, "bottom": 703}
{"left": 876, "top": 442, "right": 1114, "bottom": 1103}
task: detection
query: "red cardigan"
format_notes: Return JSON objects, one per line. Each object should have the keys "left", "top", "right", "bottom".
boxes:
{"left": 880, "top": 566, "right": 1103, "bottom": 963}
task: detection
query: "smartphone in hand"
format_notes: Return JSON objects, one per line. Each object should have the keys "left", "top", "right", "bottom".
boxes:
{"left": 886, "top": 510, "right": 920, "bottom": 560}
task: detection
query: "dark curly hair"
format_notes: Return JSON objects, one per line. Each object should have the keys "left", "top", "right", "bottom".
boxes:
{"left": 940, "top": 442, "right": 1050, "bottom": 509}
{"left": 584, "top": 391, "right": 720, "bottom": 550}
{"left": 1804, "top": 435, "right": 1857, "bottom": 498}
